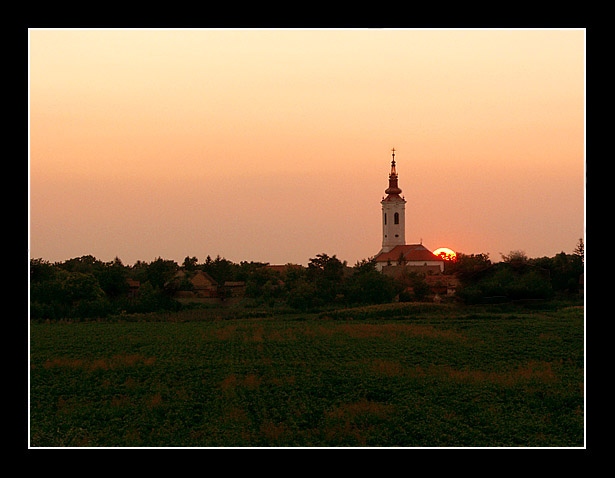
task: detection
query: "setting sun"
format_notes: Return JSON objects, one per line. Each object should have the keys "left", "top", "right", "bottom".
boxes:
{"left": 433, "top": 247, "right": 457, "bottom": 261}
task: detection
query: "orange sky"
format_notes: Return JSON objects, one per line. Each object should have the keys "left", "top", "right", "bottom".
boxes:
{"left": 29, "top": 28, "right": 585, "bottom": 265}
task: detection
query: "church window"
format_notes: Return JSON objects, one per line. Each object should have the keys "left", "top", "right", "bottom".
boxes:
{"left": 394, "top": 212, "right": 399, "bottom": 224}
{"left": 384, "top": 213, "right": 387, "bottom": 225}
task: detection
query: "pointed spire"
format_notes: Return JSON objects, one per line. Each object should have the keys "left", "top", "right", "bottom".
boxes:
{"left": 390, "top": 148, "right": 397, "bottom": 176}
{"left": 385, "top": 148, "right": 402, "bottom": 196}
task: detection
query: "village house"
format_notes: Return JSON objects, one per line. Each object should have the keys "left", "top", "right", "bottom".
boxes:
{"left": 191, "top": 270, "right": 219, "bottom": 297}
{"left": 223, "top": 281, "right": 246, "bottom": 298}
{"left": 170, "top": 270, "right": 219, "bottom": 298}
{"left": 424, "top": 273, "right": 460, "bottom": 296}
{"left": 126, "top": 278, "right": 140, "bottom": 299}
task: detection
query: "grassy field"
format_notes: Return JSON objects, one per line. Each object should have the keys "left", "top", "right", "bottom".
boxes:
{"left": 29, "top": 302, "right": 584, "bottom": 447}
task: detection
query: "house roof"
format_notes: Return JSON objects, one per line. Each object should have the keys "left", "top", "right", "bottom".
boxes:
{"left": 265, "top": 264, "right": 304, "bottom": 274}
{"left": 126, "top": 278, "right": 140, "bottom": 287}
{"left": 374, "top": 244, "right": 444, "bottom": 263}
{"left": 169, "top": 270, "right": 218, "bottom": 289}
{"left": 191, "top": 270, "right": 218, "bottom": 288}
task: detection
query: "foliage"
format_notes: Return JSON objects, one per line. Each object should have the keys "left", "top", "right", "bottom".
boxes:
{"left": 344, "top": 259, "right": 397, "bottom": 305}
{"left": 456, "top": 262, "right": 554, "bottom": 304}
{"left": 500, "top": 250, "right": 529, "bottom": 265}
{"left": 530, "top": 251, "right": 583, "bottom": 295}
{"left": 30, "top": 241, "right": 584, "bottom": 319}
{"left": 410, "top": 275, "right": 431, "bottom": 301}
{"left": 145, "top": 257, "right": 179, "bottom": 290}
{"left": 182, "top": 256, "right": 199, "bottom": 271}
{"left": 202, "top": 255, "right": 237, "bottom": 284}
{"left": 573, "top": 237, "right": 584, "bottom": 263}
{"left": 30, "top": 267, "right": 110, "bottom": 320}
{"left": 306, "top": 253, "right": 346, "bottom": 304}
{"left": 445, "top": 252, "right": 492, "bottom": 282}
{"left": 285, "top": 278, "right": 319, "bottom": 311}
{"left": 94, "top": 257, "right": 129, "bottom": 299}
{"left": 30, "top": 256, "right": 180, "bottom": 320}
{"left": 454, "top": 245, "right": 583, "bottom": 304}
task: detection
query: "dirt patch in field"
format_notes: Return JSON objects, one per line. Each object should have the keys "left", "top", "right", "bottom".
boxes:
{"left": 42, "top": 354, "right": 156, "bottom": 371}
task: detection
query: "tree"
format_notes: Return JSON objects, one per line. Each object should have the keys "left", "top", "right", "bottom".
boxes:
{"left": 344, "top": 258, "right": 397, "bottom": 305}
{"left": 456, "top": 261, "right": 553, "bottom": 304}
{"left": 549, "top": 251, "right": 583, "bottom": 294}
{"left": 147, "top": 257, "right": 179, "bottom": 290}
{"left": 30, "top": 262, "right": 65, "bottom": 319}
{"left": 58, "top": 255, "right": 103, "bottom": 274}
{"left": 53, "top": 271, "right": 110, "bottom": 318}
{"left": 129, "top": 260, "right": 150, "bottom": 284}
{"left": 307, "top": 253, "right": 345, "bottom": 282}
{"left": 446, "top": 252, "right": 491, "bottom": 283}
{"left": 130, "top": 281, "right": 180, "bottom": 313}
{"left": 243, "top": 264, "right": 282, "bottom": 300}
{"left": 202, "top": 255, "right": 237, "bottom": 284}
{"left": 307, "top": 253, "right": 346, "bottom": 304}
{"left": 501, "top": 250, "right": 528, "bottom": 265}
{"left": 573, "top": 238, "right": 584, "bottom": 263}
{"left": 182, "top": 256, "right": 199, "bottom": 271}
{"left": 410, "top": 275, "right": 431, "bottom": 301}
{"left": 30, "top": 258, "right": 56, "bottom": 283}
{"left": 94, "top": 257, "right": 128, "bottom": 300}
{"left": 66, "top": 272, "right": 111, "bottom": 318}
{"left": 286, "top": 278, "right": 319, "bottom": 311}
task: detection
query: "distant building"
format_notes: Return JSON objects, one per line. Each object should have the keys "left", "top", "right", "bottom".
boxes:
{"left": 126, "top": 278, "right": 140, "bottom": 299}
{"left": 376, "top": 244, "right": 445, "bottom": 273}
{"left": 191, "top": 270, "right": 219, "bottom": 297}
{"left": 170, "top": 270, "right": 218, "bottom": 298}
{"left": 373, "top": 149, "right": 445, "bottom": 273}
{"left": 223, "top": 281, "right": 246, "bottom": 297}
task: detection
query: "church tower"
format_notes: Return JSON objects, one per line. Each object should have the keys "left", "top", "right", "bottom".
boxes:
{"left": 380, "top": 148, "right": 406, "bottom": 254}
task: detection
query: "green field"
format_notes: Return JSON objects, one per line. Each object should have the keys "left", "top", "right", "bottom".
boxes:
{"left": 29, "top": 302, "right": 584, "bottom": 447}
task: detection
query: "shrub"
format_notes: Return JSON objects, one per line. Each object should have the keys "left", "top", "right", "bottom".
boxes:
{"left": 456, "top": 264, "right": 553, "bottom": 303}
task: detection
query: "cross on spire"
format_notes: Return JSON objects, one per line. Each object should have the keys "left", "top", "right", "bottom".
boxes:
{"left": 390, "top": 148, "right": 397, "bottom": 176}
{"left": 385, "top": 148, "right": 401, "bottom": 195}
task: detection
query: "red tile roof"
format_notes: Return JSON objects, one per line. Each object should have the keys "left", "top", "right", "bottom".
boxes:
{"left": 375, "top": 244, "right": 444, "bottom": 263}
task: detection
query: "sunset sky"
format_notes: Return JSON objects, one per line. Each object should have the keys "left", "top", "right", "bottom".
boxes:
{"left": 29, "top": 28, "right": 585, "bottom": 266}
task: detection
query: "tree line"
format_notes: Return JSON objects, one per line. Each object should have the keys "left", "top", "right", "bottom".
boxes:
{"left": 30, "top": 239, "right": 583, "bottom": 320}
{"left": 30, "top": 253, "right": 397, "bottom": 320}
{"left": 452, "top": 246, "right": 583, "bottom": 304}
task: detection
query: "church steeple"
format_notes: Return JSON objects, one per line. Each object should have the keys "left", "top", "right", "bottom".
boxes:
{"left": 385, "top": 148, "right": 402, "bottom": 196}
{"left": 380, "top": 148, "right": 406, "bottom": 253}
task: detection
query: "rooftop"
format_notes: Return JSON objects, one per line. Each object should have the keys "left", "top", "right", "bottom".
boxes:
{"left": 375, "top": 244, "right": 444, "bottom": 263}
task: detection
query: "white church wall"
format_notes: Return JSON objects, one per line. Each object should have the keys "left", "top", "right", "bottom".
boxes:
{"left": 381, "top": 201, "right": 406, "bottom": 253}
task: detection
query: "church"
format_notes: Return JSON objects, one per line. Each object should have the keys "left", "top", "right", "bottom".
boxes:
{"left": 373, "top": 149, "right": 445, "bottom": 274}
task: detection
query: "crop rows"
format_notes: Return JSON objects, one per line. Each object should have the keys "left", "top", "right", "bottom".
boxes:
{"left": 30, "top": 306, "right": 584, "bottom": 447}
